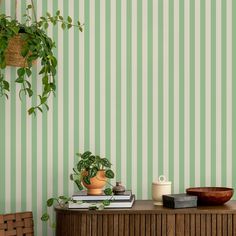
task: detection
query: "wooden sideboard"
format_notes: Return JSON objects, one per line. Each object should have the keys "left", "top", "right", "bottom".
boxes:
{"left": 55, "top": 200, "right": 236, "bottom": 236}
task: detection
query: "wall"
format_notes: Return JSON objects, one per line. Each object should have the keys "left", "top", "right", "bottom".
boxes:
{"left": 0, "top": 0, "right": 235, "bottom": 235}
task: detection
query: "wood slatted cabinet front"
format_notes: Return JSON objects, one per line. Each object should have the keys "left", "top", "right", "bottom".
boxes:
{"left": 55, "top": 200, "right": 236, "bottom": 236}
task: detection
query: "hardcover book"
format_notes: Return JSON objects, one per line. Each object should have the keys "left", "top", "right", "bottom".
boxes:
{"left": 72, "top": 190, "right": 132, "bottom": 201}
{"left": 69, "top": 195, "right": 135, "bottom": 209}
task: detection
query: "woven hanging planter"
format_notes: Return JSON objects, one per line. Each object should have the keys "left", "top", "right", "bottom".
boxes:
{"left": 5, "top": 34, "right": 29, "bottom": 68}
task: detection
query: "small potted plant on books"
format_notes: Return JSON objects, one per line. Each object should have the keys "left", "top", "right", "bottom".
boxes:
{"left": 70, "top": 151, "right": 115, "bottom": 195}
{"left": 41, "top": 151, "right": 115, "bottom": 226}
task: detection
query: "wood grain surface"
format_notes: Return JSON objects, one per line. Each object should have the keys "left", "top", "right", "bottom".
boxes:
{"left": 55, "top": 200, "right": 236, "bottom": 236}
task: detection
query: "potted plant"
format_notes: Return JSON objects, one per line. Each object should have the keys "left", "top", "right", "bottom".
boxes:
{"left": 41, "top": 151, "right": 115, "bottom": 226}
{"left": 70, "top": 151, "right": 115, "bottom": 195}
{"left": 0, "top": 3, "right": 83, "bottom": 115}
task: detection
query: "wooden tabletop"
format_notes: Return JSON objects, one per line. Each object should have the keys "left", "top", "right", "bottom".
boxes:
{"left": 55, "top": 200, "right": 236, "bottom": 215}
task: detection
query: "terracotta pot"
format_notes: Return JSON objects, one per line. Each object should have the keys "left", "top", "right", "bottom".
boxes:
{"left": 82, "top": 170, "right": 107, "bottom": 195}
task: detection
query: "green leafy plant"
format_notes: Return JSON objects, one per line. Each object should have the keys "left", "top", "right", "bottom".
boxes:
{"left": 0, "top": 3, "right": 83, "bottom": 115}
{"left": 70, "top": 151, "right": 115, "bottom": 190}
{"left": 41, "top": 151, "right": 115, "bottom": 226}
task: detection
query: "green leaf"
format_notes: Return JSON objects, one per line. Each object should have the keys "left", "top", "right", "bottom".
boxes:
{"left": 28, "top": 107, "right": 35, "bottom": 115}
{"left": 67, "top": 16, "right": 72, "bottom": 23}
{"left": 88, "top": 167, "right": 98, "bottom": 178}
{"left": 17, "top": 68, "right": 25, "bottom": 77}
{"left": 41, "top": 213, "right": 49, "bottom": 221}
{"left": 42, "top": 76, "right": 48, "bottom": 85}
{"left": 26, "top": 88, "right": 33, "bottom": 97}
{"left": 77, "top": 21, "right": 81, "bottom": 26}
{"left": 47, "top": 198, "right": 54, "bottom": 207}
{"left": 61, "top": 23, "right": 66, "bottom": 30}
{"left": 3, "top": 81, "right": 9, "bottom": 90}
{"left": 44, "top": 22, "right": 49, "bottom": 29}
{"left": 102, "top": 200, "right": 110, "bottom": 206}
{"left": 15, "top": 77, "right": 24, "bottom": 83}
{"left": 59, "top": 15, "right": 64, "bottom": 20}
{"left": 56, "top": 10, "right": 60, "bottom": 16}
{"left": 59, "top": 196, "right": 67, "bottom": 200}
{"left": 83, "top": 176, "right": 91, "bottom": 185}
{"left": 27, "top": 4, "right": 32, "bottom": 9}
{"left": 77, "top": 160, "right": 84, "bottom": 171}
{"left": 74, "top": 180, "right": 83, "bottom": 190}
{"left": 44, "top": 103, "right": 49, "bottom": 111}
{"left": 46, "top": 12, "right": 51, "bottom": 17}
{"left": 81, "top": 151, "right": 92, "bottom": 159}
{"left": 105, "top": 169, "right": 115, "bottom": 179}
{"left": 21, "top": 47, "right": 29, "bottom": 57}
{"left": 100, "top": 158, "right": 111, "bottom": 168}
{"left": 67, "top": 24, "right": 72, "bottom": 29}
{"left": 104, "top": 188, "right": 113, "bottom": 196}
{"left": 25, "top": 68, "right": 32, "bottom": 77}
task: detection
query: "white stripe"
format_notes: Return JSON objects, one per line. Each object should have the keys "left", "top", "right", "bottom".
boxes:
{"left": 15, "top": 1, "right": 21, "bottom": 212}
{"left": 100, "top": 0, "right": 106, "bottom": 157}
{"left": 142, "top": 0, "right": 148, "bottom": 199}
{"left": 152, "top": 0, "right": 158, "bottom": 181}
{"left": 184, "top": 0, "right": 190, "bottom": 189}
{"left": 121, "top": 0, "right": 127, "bottom": 186}
{"left": 131, "top": 0, "right": 137, "bottom": 195}
{"left": 195, "top": 0, "right": 200, "bottom": 187}
{"left": 226, "top": 0, "right": 232, "bottom": 187}
{"left": 79, "top": 0, "right": 85, "bottom": 153}
{"left": 216, "top": 0, "right": 222, "bottom": 186}
{"left": 47, "top": 0, "right": 53, "bottom": 235}
{"left": 163, "top": 0, "right": 169, "bottom": 178}
{"left": 205, "top": 0, "right": 211, "bottom": 186}
{"left": 90, "top": 0, "right": 95, "bottom": 151}
{"left": 110, "top": 0, "right": 116, "bottom": 186}
{"left": 4, "top": 1, "right": 11, "bottom": 213}
{"left": 36, "top": 1, "right": 43, "bottom": 234}
{"left": 5, "top": 68, "right": 11, "bottom": 213}
{"left": 174, "top": 0, "right": 179, "bottom": 193}
{"left": 68, "top": 0, "right": 75, "bottom": 196}
{"left": 57, "top": 0, "right": 64, "bottom": 195}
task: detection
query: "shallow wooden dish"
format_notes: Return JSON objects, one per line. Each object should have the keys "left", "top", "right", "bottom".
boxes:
{"left": 186, "top": 187, "right": 234, "bottom": 205}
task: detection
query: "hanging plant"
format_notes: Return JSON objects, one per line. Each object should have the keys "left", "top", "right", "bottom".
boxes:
{"left": 0, "top": 1, "right": 83, "bottom": 115}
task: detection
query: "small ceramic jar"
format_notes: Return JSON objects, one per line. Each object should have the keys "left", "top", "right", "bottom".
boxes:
{"left": 113, "top": 181, "right": 126, "bottom": 195}
{"left": 152, "top": 175, "right": 172, "bottom": 205}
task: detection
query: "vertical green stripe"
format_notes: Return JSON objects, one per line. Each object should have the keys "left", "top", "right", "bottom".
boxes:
{"left": 158, "top": 0, "right": 163, "bottom": 177}
{"left": 0, "top": 0, "right": 5, "bottom": 212}
{"left": 147, "top": 0, "right": 153, "bottom": 198}
{"left": 116, "top": 0, "right": 121, "bottom": 181}
{"left": 126, "top": 0, "right": 132, "bottom": 190}
{"left": 41, "top": 1, "right": 48, "bottom": 235}
{"left": 179, "top": 0, "right": 185, "bottom": 192}
{"left": 52, "top": 0, "right": 58, "bottom": 201}
{"left": 0, "top": 81, "right": 5, "bottom": 212}
{"left": 200, "top": 0, "right": 206, "bottom": 186}
{"left": 10, "top": 70, "right": 16, "bottom": 212}
{"left": 168, "top": 0, "right": 174, "bottom": 192}
{"left": 74, "top": 0, "right": 79, "bottom": 184}
{"left": 84, "top": 0, "right": 90, "bottom": 150}
{"left": 31, "top": 68, "right": 37, "bottom": 231}
{"left": 211, "top": 0, "right": 216, "bottom": 186}
{"left": 232, "top": 0, "right": 236, "bottom": 190}
{"left": 221, "top": 0, "right": 227, "bottom": 187}
{"left": 95, "top": 0, "right": 100, "bottom": 154}
{"left": 105, "top": 0, "right": 111, "bottom": 160}
{"left": 189, "top": 0, "right": 195, "bottom": 187}
{"left": 137, "top": 0, "right": 142, "bottom": 199}
{"left": 63, "top": 0, "right": 69, "bottom": 197}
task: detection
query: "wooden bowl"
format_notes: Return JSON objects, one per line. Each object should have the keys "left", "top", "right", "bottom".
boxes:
{"left": 186, "top": 187, "right": 234, "bottom": 205}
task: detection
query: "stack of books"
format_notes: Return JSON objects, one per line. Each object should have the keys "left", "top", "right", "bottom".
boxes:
{"left": 68, "top": 190, "right": 135, "bottom": 209}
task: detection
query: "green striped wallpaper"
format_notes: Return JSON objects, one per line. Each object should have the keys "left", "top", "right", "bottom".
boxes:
{"left": 0, "top": 0, "right": 235, "bottom": 235}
